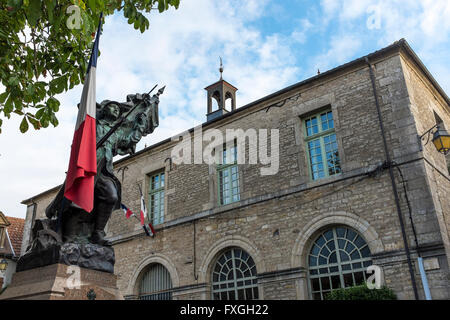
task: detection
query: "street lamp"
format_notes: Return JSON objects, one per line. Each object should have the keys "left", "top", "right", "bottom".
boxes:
{"left": 419, "top": 124, "right": 450, "bottom": 155}
{"left": 0, "top": 259, "right": 7, "bottom": 271}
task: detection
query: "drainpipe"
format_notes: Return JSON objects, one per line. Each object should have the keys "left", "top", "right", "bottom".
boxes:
{"left": 397, "top": 167, "right": 432, "bottom": 300}
{"left": 417, "top": 257, "right": 432, "bottom": 300}
{"left": 365, "top": 57, "right": 419, "bottom": 300}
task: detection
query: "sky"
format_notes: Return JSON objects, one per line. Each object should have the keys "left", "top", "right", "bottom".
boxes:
{"left": 1, "top": 0, "right": 450, "bottom": 219}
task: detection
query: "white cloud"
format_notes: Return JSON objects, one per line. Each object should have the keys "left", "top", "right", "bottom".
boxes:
{"left": 312, "top": 35, "right": 362, "bottom": 73}
{"left": 291, "top": 19, "right": 313, "bottom": 44}
{"left": 313, "top": 0, "right": 450, "bottom": 94}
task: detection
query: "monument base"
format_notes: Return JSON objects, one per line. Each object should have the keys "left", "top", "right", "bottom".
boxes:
{"left": 0, "top": 263, "right": 123, "bottom": 300}
{"left": 17, "top": 242, "right": 115, "bottom": 274}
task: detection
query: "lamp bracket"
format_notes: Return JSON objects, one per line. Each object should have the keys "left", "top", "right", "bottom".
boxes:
{"left": 418, "top": 124, "right": 440, "bottom": 149}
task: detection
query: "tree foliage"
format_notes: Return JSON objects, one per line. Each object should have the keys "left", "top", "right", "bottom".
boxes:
{"left": 0, "top": 0, "right": 180, "bottom": 133}
{"left": 325, "top": 284, "right": 397, "bottom": 300}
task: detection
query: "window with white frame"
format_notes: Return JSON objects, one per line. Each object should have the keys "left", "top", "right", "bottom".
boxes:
{"left": 212, "top": 247, "right": 258, "bottom": 300}
{"left": 148, "top": 171, "right": 165, "bottom": 225}
{"left": 308, "top": 226, "right": 373, "bottom": 300}
{"left": 304, "top": 109, "right": 341, "bottom": 181}
{"left": 217, "top": 141, "right": 240, "bottom": 205}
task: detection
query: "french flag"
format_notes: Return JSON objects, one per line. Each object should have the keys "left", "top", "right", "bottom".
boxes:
{"left": 121, "top": 203, "right": 134, "bottom": 219}
{"left": 139, "top": 187, "right": 147, "bottom": 226}
{"left": 64, "top": 15, "right": 102, "bottom": 213}
{"left": 143, "top": 223, "right": 155, "bottom": 237}
{"left": 138, "top": 184, "right": 155, "bottom": 237}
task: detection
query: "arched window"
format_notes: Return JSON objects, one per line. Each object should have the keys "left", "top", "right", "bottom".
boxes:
{"left": 139, "top": 263, "right": 173, "bottom": 300}
{"left": 225, "top": 91, "right": 233, "bottom": 110}
{"left": 308, "top": 226, "right": 372, "bottom": 300}
{"left": 212, "top": 247, "right": 258, "bottom": 300}
{"left": 211, "top": 91, "right": 221, "bottom": 111}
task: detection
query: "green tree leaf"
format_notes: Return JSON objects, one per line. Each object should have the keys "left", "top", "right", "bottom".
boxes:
{"left": 27, "top": 115, "right": 41, "bottom": 130}
{"left": 0, "top": 92, "right": 9, "bottom": 104}
{"left": 47, "top": 97, "right": 60, "bottom": 112}
{"left": 20, "top": 116, "right": 29, "bottom": 133}
{"left": 25, "top": 0, "right": 42, "bottom": 26}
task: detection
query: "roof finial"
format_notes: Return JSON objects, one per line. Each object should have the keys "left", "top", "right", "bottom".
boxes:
{"left": 219, "top": 56, "right": 223, "bottom": 80}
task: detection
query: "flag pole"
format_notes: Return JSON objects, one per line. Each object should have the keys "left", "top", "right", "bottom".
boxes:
{"left": 56, "top": 13, "right": 103, "bottom": 232}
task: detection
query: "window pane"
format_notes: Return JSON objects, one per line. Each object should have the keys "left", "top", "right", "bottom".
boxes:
{"left": 329, "top": 252, "right": 337, "bottom": 264}
{"left": 253, "top": 287, "right": 259, "bottom": 299}
{"left": 321, "top": 277, "right": 331, "bottom": 291}
{"left": 331, "top": 275, "right": 341, "bottom": 289}
{"left": 343, "top": 273, "right": 354, "bottom": 287}
{"left": 354, "top": 272, "right": 365, "bottom": 285}
{"left": 311, "top": 278, "right": 320, "bottom": 291}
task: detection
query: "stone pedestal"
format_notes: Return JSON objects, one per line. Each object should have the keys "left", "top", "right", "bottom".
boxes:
{"left": 17, "top": 242, "right": 115, "bottom": 274}
{"left": 0, "top": 264, "right": 123, "bottom": 300}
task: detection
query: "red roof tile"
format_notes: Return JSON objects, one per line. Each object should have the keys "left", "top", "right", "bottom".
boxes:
{"left": 5, "top": 216, "right": 25, "bottom": 256}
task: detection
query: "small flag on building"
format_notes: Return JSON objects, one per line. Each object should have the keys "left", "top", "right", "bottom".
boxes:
{"left": 143, "top": 223, "right": 155, "bottom": 237}
{"left": 138, "top": 184, "right": 146, "bottom": 226}
{"left": 138, "top": 184, "right": 155, "bottom": 237}
{"left": 121, "top": 203, "right": 134, "bottom": 219}
{"left": 64, "top": 14, "right": 103, "bottom": 213}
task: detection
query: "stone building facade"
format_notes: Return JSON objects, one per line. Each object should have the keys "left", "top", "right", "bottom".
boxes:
{"left": 21, "top": 39, "right": 450, "bottom": 300}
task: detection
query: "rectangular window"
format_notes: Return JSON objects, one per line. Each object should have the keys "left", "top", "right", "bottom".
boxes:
{"left": 304, "top": 110, "right": 341, "bottom": 180}
{"left": 217, "top": 142, "right": 240, "bottom": 205}
{"left": 148, "top": 171, "right": 165, "bottom": 225}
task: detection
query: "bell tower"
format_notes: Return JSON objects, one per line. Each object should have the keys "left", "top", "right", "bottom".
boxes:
{"left": 205, "top": 58, "right": 238, "bottom": 122}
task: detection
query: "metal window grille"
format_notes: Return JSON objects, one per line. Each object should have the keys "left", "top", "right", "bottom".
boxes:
{"left": 139, "top": 263, "right": 173, "bottom": 300}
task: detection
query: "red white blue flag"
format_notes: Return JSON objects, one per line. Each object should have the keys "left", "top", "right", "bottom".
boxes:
{"left": 121, "top": 203, "right": 134, "bottom": 219}
{"left": 138, "top": 184, "right": 155, "bottom": 237}
{"left": 64, "top": 15, "right": 103, "bottom": 212}
{"left": 143, "top": 223, "right": 155, "bottom": 237}
{"left": 139, "top": 185, "right": 147, "bottom": 226}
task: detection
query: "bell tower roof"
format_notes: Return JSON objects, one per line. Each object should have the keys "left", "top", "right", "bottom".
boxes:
{"left": 205, "top": 58, "right": 238, "bottom": 122}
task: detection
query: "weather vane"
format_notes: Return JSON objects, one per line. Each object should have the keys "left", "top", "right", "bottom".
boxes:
{"left": 219, "top": 56, "right": 223, "bottom": 80}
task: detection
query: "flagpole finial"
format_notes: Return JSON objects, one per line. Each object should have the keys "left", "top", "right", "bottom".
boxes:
{"left": 157, "top": 86, "right": 166, "bottom": 96}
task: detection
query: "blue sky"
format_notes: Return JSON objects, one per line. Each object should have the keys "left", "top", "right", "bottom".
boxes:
{"left": 1, "top": 0, "right": 450, "bottom": 218}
